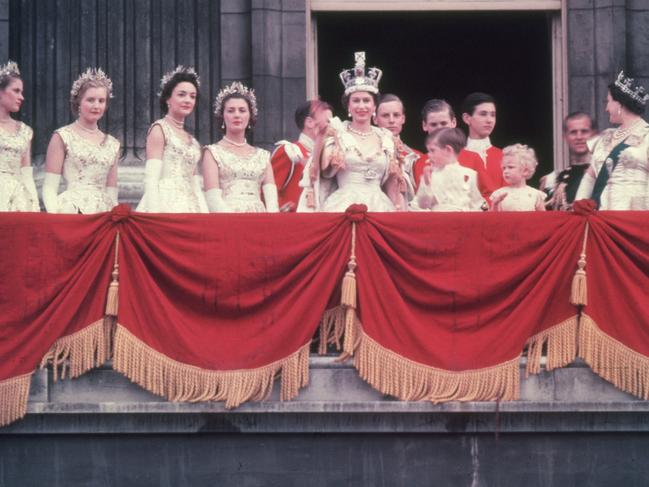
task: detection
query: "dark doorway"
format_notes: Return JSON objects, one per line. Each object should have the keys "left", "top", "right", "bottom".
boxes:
{"left": 317, "top": 11, "right": 555, "bottom": 184}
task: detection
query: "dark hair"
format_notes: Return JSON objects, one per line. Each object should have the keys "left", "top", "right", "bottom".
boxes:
{"left": 159, "top": 72, "right": 200, "bottom": 115}
{"left": 420, "top": 99, "right": 455, "bottom": 122}
{"left": 377, "top": 93, "right": 404, "bottom": 113}
{"left": 215, "top": 94, "right": 256, "bottom": 133}
{"left": 341, "top": 90, "right": 379, "bottom": 113}
{"left": 425, "top": 127, "right": 467, "bottom": 154}
{"left": 294, "top": 99, "right": 334, "bottom": 130}
{"left": 461, "top": 92, "right": 496, "bottom": 117}
{"left": 563, "top": 111, "right": 596, "bottom": 132}
{"left": 0, "top": 73, "right": 21, "bottom": 91}
{"left": 608, "top": 83, "right": 646, "bottom": 115}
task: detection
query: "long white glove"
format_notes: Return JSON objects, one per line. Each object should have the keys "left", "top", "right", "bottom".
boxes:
{"left": 574, "top": 169, "right": 596, "bottom": 202}
{"left": 20, "top": 166, "right": 39, "bottom": 211}
{"left": 205, "top": 187, "right": 231, "bottom": 212}
{"left": 42, "top": 172, "right": 61, "bottom": 213}
{"left": 262, "top": 183, "right": 279, "bottom": 212}
{"left": 143, "top": 159, "right": 163, "bottom": 212}
{"left": 107, "top": 185, "right": 119, "bottom": 208}
{"left": 192, "top": 175, "right": 209, "bottom": 213}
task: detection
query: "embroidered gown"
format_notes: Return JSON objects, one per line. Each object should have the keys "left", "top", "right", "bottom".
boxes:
{"left": 55, "top": 125, "right": 120, "bottom": 214}
{"left": 204, "top": 144, "right": 271, "bottom": 212}
{"left": 586, "top": 124, "right": 649, "bottom": 210}
{"left": 0, "top": 122, "right": 38, "bottom": 211}
{"left": 319, "top": 121, "right": 396, "bottom": 212}
{"left": 137, "top": 118, "right": 207, "bottom": 213}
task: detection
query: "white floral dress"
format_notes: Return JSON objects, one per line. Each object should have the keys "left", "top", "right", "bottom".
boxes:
{"left": 204, "top": 144, "right": 271, "bottom": 212}
{"left": 56, "top": 125, "right": 120, "bottom": 214}
{"left": 0, "top": 122, "right": 38, "bottom": 211}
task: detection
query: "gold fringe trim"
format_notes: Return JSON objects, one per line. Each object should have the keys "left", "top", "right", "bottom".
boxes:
{"left": 579, "top": 314, "right": 649, "bottom": 400}
{"left": 113, "top": 324, "right": 310, "bottom": 408}
{"left": 0, "top": 373, "right": 31, "bottom": 427}
{"left": 105, "top": 232, "right": 120, "bottom": 317}
{"left": 525, "top": 315, "right": 579, "bottom": 376}
{"left": 318, "top": 306, "right": 346, "bottom": 355}
{"left": 570, "top": 222, "right": 589, "bottom": 306}
{"left": 354, "top": 330, "right": 520, "bottom": 402}
{"left": 39, "top": 317, "right": 115, "bottom": 381}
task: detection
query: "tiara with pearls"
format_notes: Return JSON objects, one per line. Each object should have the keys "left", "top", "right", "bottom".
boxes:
{"left": 614, "top": 70, "right": 649, "bottom": 106}
{"left": 0, "top": 61, "right": 20, "bottom": 83}
{"left": 213, "top": 81, "right": 258, "bottom": 118}
{"left": 70, "top": 68, "right": 113, "bottom": 99}
{"left": 339, "top": 52, "right": 382, "bottom": 96}
{"left": 159, "top": 65, "right": 200, "bottom": 96}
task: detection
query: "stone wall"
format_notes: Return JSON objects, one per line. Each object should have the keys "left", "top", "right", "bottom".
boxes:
{"left": 568, "top": 0, "right": 649, "bottom": 127}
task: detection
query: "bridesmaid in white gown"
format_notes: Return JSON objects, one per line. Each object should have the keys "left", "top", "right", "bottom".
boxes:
{"left": 137, "top": 66, "right": 208, "bottom": 213}
{"left": 202, "top": 81, "right": 278, "bottom": 213}
{"left": 302, "top": 52, "right": 404, "bottom": 212}
{"left": 576, "top": 70, "right": 649, "bottom": 210}
{"left": 0, "top": 61, "right": 39, "bottom": 212}
{"left": 42, "top": 68, "right": 120, "bottom": 214}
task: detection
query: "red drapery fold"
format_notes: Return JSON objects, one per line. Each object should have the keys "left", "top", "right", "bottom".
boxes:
{"left": 579, "top": 212, "right": 649, "bottom": 398}
{"left": 346, "top": 211, "right": 584, "bottom": 402}
{"left": 0, "top": 212, "right": 115, "bottom": 426}
{"left": 114, "top": 211, "right": 350, "bottom": 407}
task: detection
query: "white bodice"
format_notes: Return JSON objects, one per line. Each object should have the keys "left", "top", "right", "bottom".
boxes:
{"left": 56, "top": 125, "right": 120, "bottom": 214}
{"left": 591, "top": 125, "right": 649, "bottom": 210}
{"left": 321, "top": 122, "right": 396, "bottom": 212}
{"left": 0, "top": 122, "right": 31, "bottom": 176}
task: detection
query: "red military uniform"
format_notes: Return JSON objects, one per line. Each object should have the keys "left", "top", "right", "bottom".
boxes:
{"left": 412, "top": 153, "right": 429, "bottom": 191}
{"left": 270, "top": 133, "right": 313, "bottom": 212}
{"left": 458, "top": 139, "right": 504, "bottom": 199}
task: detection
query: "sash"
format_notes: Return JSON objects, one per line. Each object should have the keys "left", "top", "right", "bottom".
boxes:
{"left": 591, "top": 141, "right": 630, "bottom": 208}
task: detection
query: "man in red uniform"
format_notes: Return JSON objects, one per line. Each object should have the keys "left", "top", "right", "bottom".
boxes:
{"left": 373, "top": 93, "right": 421, "bottom": 201}
{"left": 412, "top": 99, "right": 457, "bottom": 191}
{"left": 457, "top": 92, "right": 504, "bottom": 199}
{"left": 271, "top": 100, "right": 333, "bottom": 211}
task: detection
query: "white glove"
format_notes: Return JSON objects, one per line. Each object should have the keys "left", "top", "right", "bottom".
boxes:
{"left": 19, "top": 166, "right": 39, "bottom": 211}
{"left": 143, "top": 159, "right": 163, "bottom": 212}
{"left": 205, "top": 188, "right": 231, "bottom": 212}
{"left": 262, "top": 183, "right": 279, "bottom": 212}
{"left": 192, "top": 175, "right": 209, "bottom": 213}
{"left": 107, "top": 186, "right": 118, "bottom": 208}
{"left": 42, "top": 172, "right": 61, "bottom": 213}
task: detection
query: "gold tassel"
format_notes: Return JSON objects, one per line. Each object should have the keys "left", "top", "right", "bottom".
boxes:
{"left": 339, "top": 221, "right": 361, "bottom": 358}
{"left": 105, "top": 232, "right": 120, "bottom": 316}
{"left": 570, "top": 222, "right": 589, "bottom": 306}
{"left": 113, "top": 324, "right": 310, "bottom": 408}
{"left": 318, "top": 306, "right": 346, "bottom": 354}
{"left": 0, "top": 373, "right": 31, "bottom": 427}
{"left": 353, "top": 330, "right": 520, "bottom": 403}
{"left": 579, "top": 314, "right": 649, "bottom": 400}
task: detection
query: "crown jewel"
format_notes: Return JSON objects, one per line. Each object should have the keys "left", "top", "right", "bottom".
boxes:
{"left": 213, "top": 81, "right": 258, "bottom": 118}
{"left": 70, "top": 68, "right": 113, "bottom": 99}
{"left": 159, "top": 66, "right": 200, "bottom": 96}
{"left": 0, "top": 61, "right": 20, "bottom": 83}
{"left": 614, "top": 70, "right": 649, "bottom": 106}
{"left": 339, "top": 52, "right": 382, "bottom": 96}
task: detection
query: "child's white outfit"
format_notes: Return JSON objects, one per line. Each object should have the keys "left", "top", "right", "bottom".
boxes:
{"left": 415, "top": 161, "right": 484, "bottom": 211}
{"left": 490, "top": 185, "right": 546, "bottom": 211}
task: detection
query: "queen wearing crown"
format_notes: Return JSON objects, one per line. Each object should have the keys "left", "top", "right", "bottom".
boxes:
{"left": 0, "top": 61, "right": 39, "bottom": 212}
{"left": 299, "top": 52, "right": 404, "bottom": 212}
{"left": 43, "top": 68, "right": 120, "bottom": 213}
{"left": 136, "top": 66, "right": 208, "bottom": 213}
{"left": 576, "top": 70, "right": 649, "bottom": 210}
{"left": 202, "top": 81, "right": 278, "bottom": 212}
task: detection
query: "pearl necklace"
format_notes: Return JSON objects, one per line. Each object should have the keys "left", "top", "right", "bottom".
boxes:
{"left": 223, "top": 136, "right": 247, "bottom": 147}
{"left": 612, "top": 119, "right": 643, "bottom": 141}
{"left": 165, "top": 115, "right": 184, "bottom": 129}
{"left": 75, "top": 121, "right": 99, "bottom": 134}
{"left": 347, "top": 125, "right": 373, "bottom": 138}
